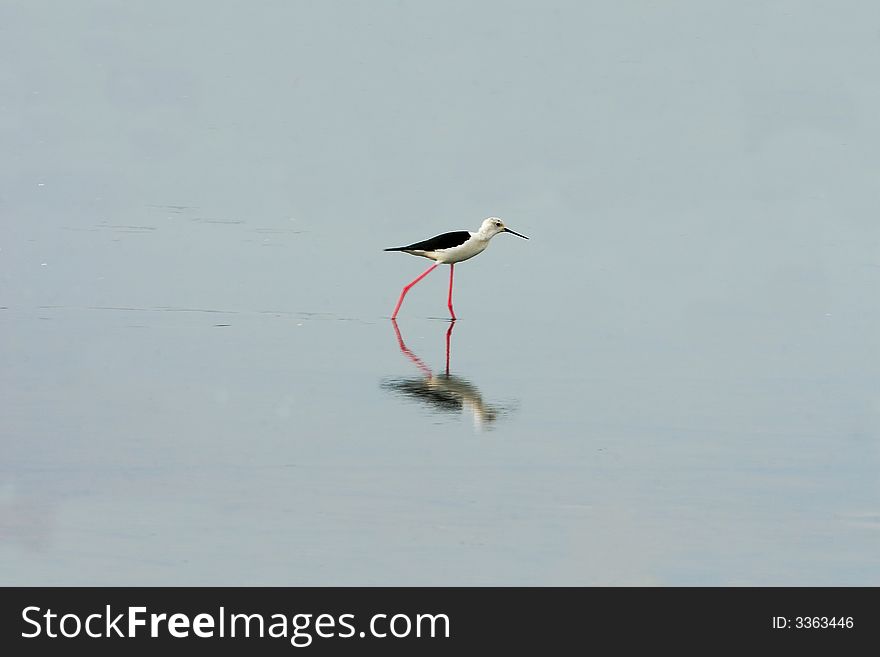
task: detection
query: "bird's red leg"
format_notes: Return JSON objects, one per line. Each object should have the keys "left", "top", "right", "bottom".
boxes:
{"left": 447, "top": 263, "right": 456, "bottom": 320}
{"left": 391, "top": 263, "right": 438, "bottom": 319}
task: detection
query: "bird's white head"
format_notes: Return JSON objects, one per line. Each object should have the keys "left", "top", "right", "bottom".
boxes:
{"left": 477, "top": 217, "right": 529, "bottom": 241}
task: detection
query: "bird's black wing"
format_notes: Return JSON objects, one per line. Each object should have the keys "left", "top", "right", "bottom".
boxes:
{"left": 385, "top": 231, "right": 471, "bottom": 252}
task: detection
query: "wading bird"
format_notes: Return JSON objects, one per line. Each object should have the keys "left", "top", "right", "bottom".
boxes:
{"left": 384, "top": 217, "right": 528, "bottom": 319}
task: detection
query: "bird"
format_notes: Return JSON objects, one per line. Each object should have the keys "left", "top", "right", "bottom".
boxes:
{"left": 384, "top": 217, "right": 529, "bottom": 320}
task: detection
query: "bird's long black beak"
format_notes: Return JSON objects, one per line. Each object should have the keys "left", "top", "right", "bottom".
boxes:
{"left": 503, "top": 227, "right": 529, "bottom": 239}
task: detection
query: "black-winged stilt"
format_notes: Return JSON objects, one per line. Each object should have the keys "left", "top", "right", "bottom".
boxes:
{"left": 384, "top": 217, "right": 528, "bottom": 319}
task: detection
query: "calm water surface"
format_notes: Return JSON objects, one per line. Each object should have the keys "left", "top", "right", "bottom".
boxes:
{"left": 2, "top": 2, "right": 879, "bottom": 585}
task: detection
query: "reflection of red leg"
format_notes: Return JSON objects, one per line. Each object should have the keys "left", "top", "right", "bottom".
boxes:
{"left": 391, "top": 263, "right": 438, "bottom": 319}
{"left": 391, "top": 319, "right": 432, "bottom": 376}
{"left": 445, "top": 320, "right": 455, "bottom": 376}
{"left": 447, "top": 264, "right": 456, "bottom": 320}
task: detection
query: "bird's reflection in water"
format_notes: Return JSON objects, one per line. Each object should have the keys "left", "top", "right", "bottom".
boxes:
{"left": 382, "top": 320, "right": 510, "bottom": 430}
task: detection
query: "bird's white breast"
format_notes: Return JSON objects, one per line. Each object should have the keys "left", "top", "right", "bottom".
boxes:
{"left": 428, "top": 234, "right": 488, "bottom": 264}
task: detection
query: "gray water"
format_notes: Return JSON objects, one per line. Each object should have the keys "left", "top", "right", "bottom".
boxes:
{"left": 2, "top": 1, "right": 879, "bottom": 585}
